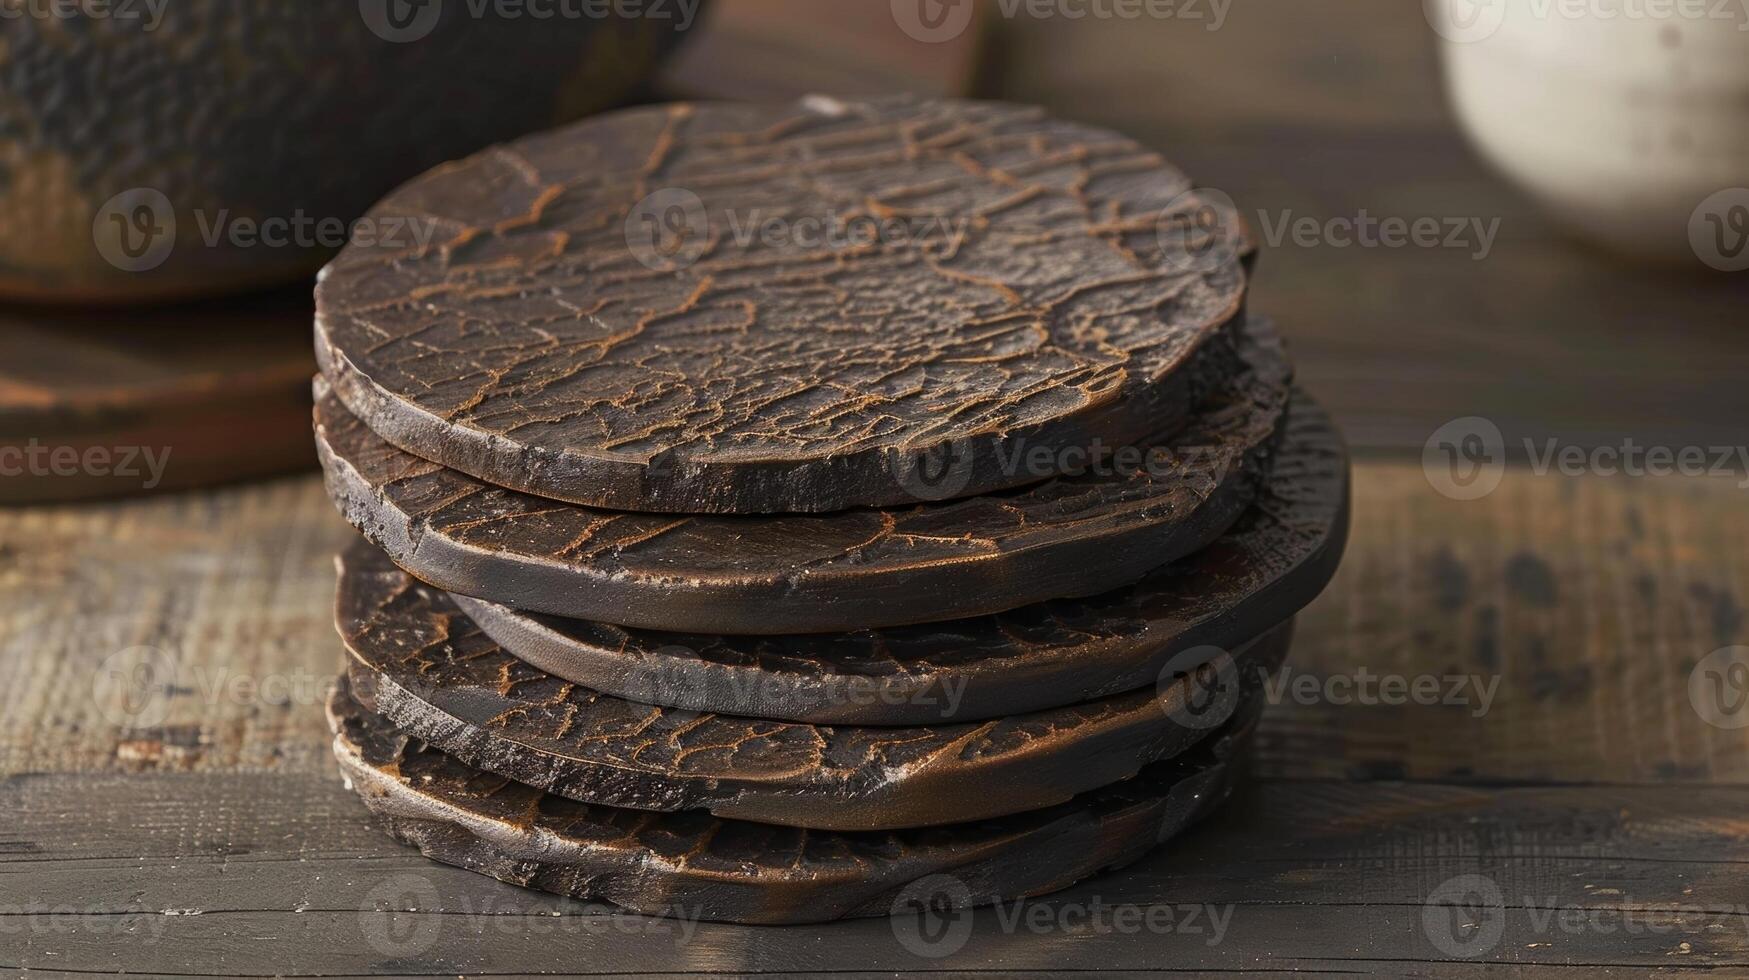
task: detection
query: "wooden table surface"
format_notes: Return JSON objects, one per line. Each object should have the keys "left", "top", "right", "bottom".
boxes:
{"left": 5, "top": 1, "right": 1749, "bottom": 976}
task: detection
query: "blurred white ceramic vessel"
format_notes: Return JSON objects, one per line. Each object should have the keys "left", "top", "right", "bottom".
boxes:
{"left": 1430, "top": 0, "right": 1749, "bottom": 268}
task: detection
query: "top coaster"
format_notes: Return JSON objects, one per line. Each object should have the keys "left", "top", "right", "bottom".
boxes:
{"left": 314, "top": 95, "right": 1250, "bottom": 514}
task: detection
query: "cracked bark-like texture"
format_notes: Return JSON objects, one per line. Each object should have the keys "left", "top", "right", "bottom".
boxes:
{"left": 456, "top": 393, "right": 1347, "bottom": 723}
{"left": 0, "top": 1, "right": 693, "bottom": 303}
{"left": 314, "top": 94, "right": 1253, "bottom": 513}
{"left": 314, "top": 316, "right": 1290, "bottom": 634}
{"left": 338, "top": 539, "right": 1291, "bottom": 831}
{"left": 328, "top": 680, "right": 1261, "bottom": 925}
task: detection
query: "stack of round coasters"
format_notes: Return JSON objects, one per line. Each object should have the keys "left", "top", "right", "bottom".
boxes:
{"left": 313, "top": 95, "right": 1350, "bottom": 925}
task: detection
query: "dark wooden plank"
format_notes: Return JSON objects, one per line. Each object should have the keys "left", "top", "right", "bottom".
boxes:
{"left": 1266, "top": 463, "right": 1749, "bottom": 784}
{"left": 1, "top": 772, "right": 1744, "bottom": 975}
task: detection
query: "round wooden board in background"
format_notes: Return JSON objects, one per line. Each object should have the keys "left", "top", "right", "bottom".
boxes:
{"left": 0, "top": 288, "right": 316, "bottom": 504}
{"left": 338, "top": 538, "right": 1291, "bottom": 831}
{"left": 314, "top": 95, "right": 1251, "bottom": 514}
{"left": 329, "top": 680, "right": 1262, "bottom": 925}
{"left": 454, "top": 393, "right": 1349, "bottom": 723}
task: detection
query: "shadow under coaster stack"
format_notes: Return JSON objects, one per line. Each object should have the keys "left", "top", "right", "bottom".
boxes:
{"left": 310, "top": 95, "right": 1351, "bottom": 926}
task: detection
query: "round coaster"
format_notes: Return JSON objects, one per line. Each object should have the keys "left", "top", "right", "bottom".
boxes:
{"left": 314, "top": 95, "right": 1252, "bottom": 514}
{"left": 0, "top": 289, "right": 315, "bottom": 503}
{"left": 337, "top": 539, "right": 1290, "bottom": 831}
{"left": 456, "top": 393, "right": 1347, "bottom": 723}
{"left": 315, "top": 316, "right": 1289, "bottom": 634}
{"left": 329, "top": 680, "right": 1259, "bottom": 925}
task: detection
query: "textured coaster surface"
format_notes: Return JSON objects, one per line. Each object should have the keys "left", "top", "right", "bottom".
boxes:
{"left": 456, "top": 393, "right": 1348, "bottom": 723}
{"left": 330, "top": 680, "right": 1261, "bottom": 925}
{"left": 315, "top": 95, "right": 1251, "bottom": 514}
{"left": 315, "top": 316, "right": 1289, "bottom": 634}
{"left": 339, "top": 538, "right": 1290, "bottom": 831}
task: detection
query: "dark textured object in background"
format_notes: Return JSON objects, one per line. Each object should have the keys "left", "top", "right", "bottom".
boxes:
{"left": 0, "top": 1, "right": 698, "bottom": 304}
{"left": 329, "top": 679, "right": 1261, "bottom": 925}
{"left": 455, "top": 394, "right": 1348, "bottom": 723}
{"left": 0, "top": 289, "right": 315, "bottom": 503}
{"left": 337, "top": 538, "right": 1290, "bottom": 831}
{"left": 314, "top": 317, "right": 1289, "bottom": 634}
{"left": 314, "top": 95, "right": 1251, "bottom": 514}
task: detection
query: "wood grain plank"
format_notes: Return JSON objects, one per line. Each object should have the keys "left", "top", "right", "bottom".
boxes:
{"left": 1265, "top": 463, "right": 1749, "bottom": 784}
{"left": 0, "top": 477, "right": 351, "bottom": 775}
{"left": 0, "top": 772, "right": 1744, "bottom": 975}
